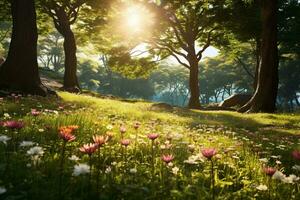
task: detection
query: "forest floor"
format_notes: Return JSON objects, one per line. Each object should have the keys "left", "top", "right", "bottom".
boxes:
{"left": 0, "top": 92, "right": 300, "bottom": 199}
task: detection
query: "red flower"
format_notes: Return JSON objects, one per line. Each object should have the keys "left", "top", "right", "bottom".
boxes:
{"left": 292, "top": 150, "right": 300, "bottom": 160}
{"left": 79, "top": 143, "right": 98, "bottom": 155}
{"left": 121, "top": 139, "right": 130, "bottom": 147}
{"left": 162, "top": 154, "right": 174, "bottom": 164}
{"left": 4, "top": 120, "right": 25, "bottom": 129}
{"left": 93, "top": 135, "right": 108, "bottom": 147}
{"left": 147, "top": 133, "right": 159, "bottom": 140}
{"left": 201, "top": 148, "right": 217, "bottom": 160}
{"left": 263, "top": 167, "right": 276, "bottom": 177}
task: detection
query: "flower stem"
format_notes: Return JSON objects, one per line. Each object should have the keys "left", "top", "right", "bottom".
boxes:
{"left": 58, "top": 141, "right": 66, "bottom": 199}
{"left": 211, "top": 160, "right": 215, "bottom": 200}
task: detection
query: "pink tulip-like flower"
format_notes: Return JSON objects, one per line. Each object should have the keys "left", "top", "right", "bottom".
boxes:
{"left": 263, "top": 167, "right": 276, "bottom": 177}
{"left": 79, "top": 143, "right": 98, "bottom": 155}
{"left": 120, "top": 126, "right": 127, "bottom": 134}
{"left": 161, "top": 154, "right": 174, "bottom": 164}
{"left": 147, "top": 133, "right": 159, "bottom": 140}
{"left": 133, "top": 122, "right": 141, "bottom": 129}
{"left": 93, "top": 135, "right": 108, "bottom": 147}
{"left": 121, "top": 139, "right": 130, "bottom": 147}
{"left": 31, "top": 109, "right": 41, "bottom": 116}
{"left": 4, "top": 120, "right": 25, "bottom": 129}
{"left": 292, "top": 150, "right": 300, "bottom": 160}
{"left": 201, "top": 148, "right": 217, "bottom": 160}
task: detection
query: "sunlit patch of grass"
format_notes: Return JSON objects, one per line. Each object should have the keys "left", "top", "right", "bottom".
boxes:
{"left": 0, "top": 92, "right": 300, "bottom": 199}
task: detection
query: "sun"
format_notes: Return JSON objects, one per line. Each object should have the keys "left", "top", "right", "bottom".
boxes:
{"left": 122, "top": 5, "right": 154, "bottom": 35}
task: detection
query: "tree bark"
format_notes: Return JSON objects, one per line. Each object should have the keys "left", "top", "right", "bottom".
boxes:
{"left": 188, "top": 57, "right": 201, "bottom": 109}
{"left": 239, "top": 0, "right": 279, "bottom": 113}
{"left": 0, "top": 0, "right": 52, "bottom": 96}
{"left": 53, "top": 8, "right": 80, "bottom": 93}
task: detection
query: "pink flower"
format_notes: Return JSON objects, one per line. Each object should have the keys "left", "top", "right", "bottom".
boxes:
{"left": 147, "top": 133, "right": 159, "bottom": 140}
{"left": 31, "top": 109, "right": 41, "bottom": 116}
{"left": 161, "top": 154, "right": 174, "bottom": 164}
{"left": 4, "top": 120, "right": 25, "bottom": 129}
{"left": 79, "top": 143, "right": 98, "bottom": 155}
{"left": 93, "top": 135, "right": 108, "bottom": 147}
{"left": 292, "top": 150, "right": 300, "bottom": 160}
{"left": 121, "top": 139, "right": 130, "bottom": 147}
{"left": 263, "top": 167, "right": 276, "bottom": 177}
{"left": 120, "top": 126, "right": 127, "bottom": 134}
{"left": 201, "top": 148, "right": 217, "bottom": 160}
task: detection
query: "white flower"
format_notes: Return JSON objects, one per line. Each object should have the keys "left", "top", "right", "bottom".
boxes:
{"left": 129, "top": 168, "right": 137, "bottom": 174}
{"left": 27, "top": 146, "right": 44, "bottom": 156}
{"left": 0, "top": 135, "right": 11, "bottom": 145}
{"left": 105, "top": 166, "right": 112, "bottom": 174}
{"left": 259, "top": 158, "right": 268, "bottom": 163}
{"left": 272, "top": 171, "right": 286, "bottom": 181}
{"left": 256, "top": 184, "right": 268, "bottom": 191}
{"left": 275, "top": 160, "right": 282, "bottom": 165}
{"left": 172, "top": 167, "right": 180, "bottom": 175}
{"left": 283, "top": 174, "right": 300, "bottom": 184}
{"left": 0, "top": 186, "right": 6, "bottom": 194}
{"left": 73, "top": 163, "right": 90, "bottom": 176}
{"left": 3, "top": 113, "right": 11, "bottom": 119}
{"left": 292, "top": 165, "right": 300, "bottom": 171}
{"left": 106, "top": 125, "right": 113, "bottom": 130}
{"left": 20, "top": 141, "right": 35, "bottom": 147}
{"left": 184, "top": 154, "right": 204, "bottom": 164}
{"left": 38, "top": 129, "right": 45, "bottom": 133}
{"left": 69, "top": 155, "right": 80, "bottom": 161}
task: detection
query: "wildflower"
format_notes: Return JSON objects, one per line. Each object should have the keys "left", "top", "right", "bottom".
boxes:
{"left": 272, "top": 171, "right": 286, "bottom": 181}
{"left": 256, "top": 184, "right": 268, "bottom": 191}
{"left": 93, "top": 135, "right": 108, "bottom": 147}
{"left": 184, "top": 155, "right": 204, "bottom": 164}
{"left": 4, "top": 120, "right": 25, "bottom": 129}
{"left": 121, "top": 139, "right": 130, "bottom": 147}
{"left": 172, "top": 166, "right": 180, "bottom": 175}
{"left": 133, "top": 122, "right": 141, "bottom": 129}
{"left": 0, "top": 186, "right": 6, "bottom": 194}
{"left": 292, "top": 150, "right": 300, "bottom": 160}
{"left": 292, "top": 165, "right": 300, "bottom": 171}
{"left": 20, "top": 141, "right": 35, "bottom": 147}
{"left": 263, "top": 167, "right": 276, "bottom": 177}
{"left": 105, "top": 166, "right": 112, "bottom": 173}
{"left": 106, "top": 131, "right": 114, "bottom": 140}
{"left": 201, "top": 148, "right": 217, "bottom": 160}
{"left": 162, "top": 154, "right": 174, "bottom": 164}
{"left": 147, "top": 133, "right": 159, "bottom": 140}
{"left": 0, "top": 135, "right": 11, "bottom": 145}
{"left": 259, "top": 158, "right": 268, "bottom": 163}
{"left": 106, "top": 124, "right": 113, "bottom": 130}
{"left": 79, "top": 143, "right": 98, "bottom": 155}
{"left": 69, "top": 155, "right": 80, "bottom": 161}
{"left": 31, "top": 109, "right": 41, "bottom": 116}
{"left": 283, "top": 174, "right": 300, "bottom": 184}
{"left": 58, "top": 127, "right": 76, "bottom": 142}
{"left": 120, "top": 126, "right": 126, "bottom": 134}
{"left": 130, "top": 168, "right": 137, "bottom": 174}
{"left": 27, "top": 146, "right": 44, "bottom": 156}
{"left": 72, "top": 163, "right": 90, "bottom": 176}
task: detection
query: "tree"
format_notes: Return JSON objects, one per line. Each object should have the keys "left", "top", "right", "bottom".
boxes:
{"left": 144, "top": 0, "right": 227, "bottom": 109}
{"left": 239, "top": 0, "right": 279, "bottom": 113}
{"left": 0, "top": 0, "right": 53, "bottom": 96}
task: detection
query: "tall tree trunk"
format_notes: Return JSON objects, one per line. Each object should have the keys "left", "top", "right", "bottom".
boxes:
{"left": 188, "top": 59, "right": 201, "bottom": 109}
{"left": 53, "top": 8, "right": 80, "bottom": 93}
{"left": 239, "top": 0, "right": 278, "bottom": 113}
{"left": 0, "top": 0, "right": 52, "bottom": 96}
{"left": 62, "top": 29, "right": 80, "bottom": 92}
{"left": 253, "top": 38, "right": 261, "bottom": 90}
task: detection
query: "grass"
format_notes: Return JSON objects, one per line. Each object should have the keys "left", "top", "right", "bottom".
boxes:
{"left": 0, "top": 92, "right": 300, "bottom": 200}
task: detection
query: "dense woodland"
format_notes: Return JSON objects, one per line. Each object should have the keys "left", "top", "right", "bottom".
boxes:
{"left": 0, "top": 0, "right": 299, "bottom": 112}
